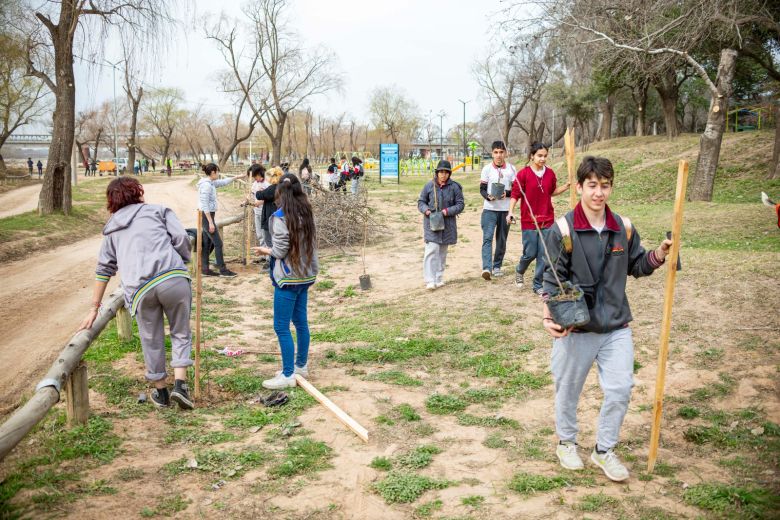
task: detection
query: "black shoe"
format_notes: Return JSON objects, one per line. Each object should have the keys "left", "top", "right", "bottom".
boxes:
{"left": 219, "top": 269, "right": 237, "bottom": 278}
{"left": 151, "top": 387, "right": 170, "bottom": 408}
{"left": 171, "top": 380, "right": 194, "bottom": 410}
{"left": 202, "top": 269, "right": 219, "bottom": 277}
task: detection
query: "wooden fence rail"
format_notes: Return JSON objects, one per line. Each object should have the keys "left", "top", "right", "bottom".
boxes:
{"left": 0, "top": 214, "right": 245, "bottom": 463}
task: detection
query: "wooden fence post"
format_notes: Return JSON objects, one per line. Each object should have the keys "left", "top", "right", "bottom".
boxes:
{"left": 195, "top": 210, "right": 203, "bottom": 399}
{"left": 116, "top": 307, "right": 132, "bottom": 340}
{"left": 565, "top": 127, "right": 577, "bottom": 209}
{"left": 65, "top": 363, "right": 90, "bottom": 427}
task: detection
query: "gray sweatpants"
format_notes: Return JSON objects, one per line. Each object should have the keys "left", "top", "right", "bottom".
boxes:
{"left": 253, "top": 212, "right": 269, "bottom": 247}
{"left": 135, "top": 276, "right": 193, "bottom": 381}
{"left": 423, "top": 241, "right": 448, "bottom": 284}
{"left": 550, "top": 327, "right": 634, "bottom": 450}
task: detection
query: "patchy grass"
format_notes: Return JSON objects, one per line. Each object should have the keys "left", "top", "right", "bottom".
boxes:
{"left": 414, "top": 499, "right": 443, "bottom": 517}
{"left": 268, "top": 438, "right": 333, "bottom": 478}
{"left": 369, "top": 456, "right": 393, "bottom": 471}
{"left": 373, "top": 472, "right": 451, "bottom": 504}
{"left": 578, "top": 492, "right": 619, "bottom": 512}
{"left": 683, "top": 483, "right": 779, "bottom": 518}
{"left": 395, "top": 445, "right": 442, "bottom": 469}
{"left": 164, "top": 448, "right": 268, "bottom": 479}
{"left": 457, "top": 413, "right": 519, "bottom": 429}
{"left": 365, "top": 369, "right": 424, "bottom": 386}
{"left": 425, "top": 394, "right": 468, "bottom": 415}
{"left": 461, "top": 494, "right": 486, "bottom": 508}
{"left": 508, "top": 473, "right": 580, "bottom": 495}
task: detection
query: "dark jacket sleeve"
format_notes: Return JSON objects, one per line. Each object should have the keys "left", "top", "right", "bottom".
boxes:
{"left": 542, "top": 223, "right": 571, "bottom": 295}
{"left": 418, "top": 182, "right": 432, "bottom": 214}
{"left": 256, "top": 184, "right": 276, "bottom": 201}
{"left": 444, "top": 183, "right": 465, "bottom": 217}
{"left": 626, "top": 226, "right": 663, "bottom": 278}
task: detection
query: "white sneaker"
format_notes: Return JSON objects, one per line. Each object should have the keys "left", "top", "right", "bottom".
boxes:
{"left": 515, "top": 271, "right": 524, "bottom": 288}
{"left": 262, "top": 373, "right": 296, "bottom": 389}
{"left": 556, "top": 442, "right": 584, "bottom": 470}
{"left": 275, "top": 365, "right": 309, "bottom": 378}
{"left": 434, "top": 281, "right": 445, "bottom": 288}
{"left": 492, "top": 268, "right": 504, "bottom": 277}
{"left": 426, "top": 282, "right": 436, "bottom": 290}
{"left": 591, "top": 448, "right": 630, "bottom": 482}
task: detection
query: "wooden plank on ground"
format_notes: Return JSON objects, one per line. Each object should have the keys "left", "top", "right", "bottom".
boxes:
{"left": 294, "top": 375, "right": 369, "bottom": 443}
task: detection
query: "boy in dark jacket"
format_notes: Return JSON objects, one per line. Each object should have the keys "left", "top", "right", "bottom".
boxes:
{"left": 417, "top": 160, "right": 465, "bottom": 290}
{"left": 542, "top": 156, "right": 672, "bottom": 482}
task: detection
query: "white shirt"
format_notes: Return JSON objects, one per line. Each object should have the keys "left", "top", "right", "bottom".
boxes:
{"left": 480, "top": 162, "right": 517, "bottom": 212}
{"left": 252, "top": 180, "right": 269, "bottom": 215}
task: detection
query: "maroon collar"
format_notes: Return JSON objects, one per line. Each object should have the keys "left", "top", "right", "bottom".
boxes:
{"left": 572, "top": 202, "right": 620, "bottom": 232}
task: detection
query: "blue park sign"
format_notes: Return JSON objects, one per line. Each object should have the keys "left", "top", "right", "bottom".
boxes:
{"left": 379, "top": 143, "right": 399, "bottom": 184}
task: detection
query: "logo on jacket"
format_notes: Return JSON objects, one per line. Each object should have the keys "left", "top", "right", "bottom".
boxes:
{"left": 611, "top": 243, "right": 625, "bottom": 256}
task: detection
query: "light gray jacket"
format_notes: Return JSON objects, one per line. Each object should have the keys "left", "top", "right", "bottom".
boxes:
{"left": 268, "top": 208, "right": 319, "bottom": 288}
{"left": 198, "top": 176, "right": 234, "bottom": 212}
{"left": 96, "top": 204, "right": 191, "bottom": 313}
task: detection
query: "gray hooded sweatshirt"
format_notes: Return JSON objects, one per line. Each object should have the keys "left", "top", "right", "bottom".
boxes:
{"left": 95, "top": 204, "right": 191, "bottom": 315}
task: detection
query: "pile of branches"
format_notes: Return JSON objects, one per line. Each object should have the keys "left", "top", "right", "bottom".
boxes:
{"left": 310, "top": 184, "right": 384, "bottom": 251}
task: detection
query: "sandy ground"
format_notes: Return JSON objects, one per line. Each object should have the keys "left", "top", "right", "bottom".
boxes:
{"left": 0, "top": 177, "right": 198, "bottom": 413}
{"left": 0, "top": 184, "right": 42, "bottom": 219}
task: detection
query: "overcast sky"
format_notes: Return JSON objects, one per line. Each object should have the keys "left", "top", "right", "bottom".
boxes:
{"left": 73, "top": 0, "right": 507, "bottom": 132}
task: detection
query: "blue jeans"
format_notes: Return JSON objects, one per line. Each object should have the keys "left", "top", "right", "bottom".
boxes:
{"left": 481, "top": 210, "right": 509, "bottom": 270}
{"left": 273, "top": 285, "right": 310, "bottom": 377}
{"left": 516, "top": 228, "right": 550, "bottom": 291}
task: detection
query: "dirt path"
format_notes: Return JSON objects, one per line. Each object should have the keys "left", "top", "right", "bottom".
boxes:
{"left": 0, "top": 184, "right": 42, "bottom": 219}
{"left": 0, "top": 177, "right": 198, "bottom": 413}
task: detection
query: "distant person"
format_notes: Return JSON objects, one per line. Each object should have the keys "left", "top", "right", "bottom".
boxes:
{"left": 151, "top": 158, "right": 156, "bottom": 172}
{"left": 78, "top": 176, "right": 195, "bottom": 410}
{"left": 83, "top": 159, "right": 89, "bottom": 176}
{"left": 253, "top": 173, "right": 319, "bottom": 390}
{"left": 27, "top": 158, "right": 33, "bottom": 176}
{"left": 249, "top": 164, "right": 269, "bottom": 264}
{"left": 417, "top": 160, "right": 465, "bottom": 290}
{"left": 326, "top": 158, "right": 338, "bottom": 191}
{"left": 198, "top": 163, "right": 238, "bottom": 277}
{"left": 250, "top": 167, "right": 283, "bottom": 272}
{"left": 507, "top": 142, "right": 570, "bottom": 294}
{"left": 166, "top": 158, "right": 172, "bottom": 177}
{"left": 350, "top": 156, "right": 364, "bottom": 195}
{"left": 479, "top": 140, "right": 516, "bottom": 280}
{"left": 298, "top": 158, "right": 313, "bottom": 195}
{"left": 143, "top": 158, "right": 149, "bottom": 172}
{"left": 338, "top": 155, "right": 349, "bottom": 193}
{"left": 36, "top": 160, "right": 43, "bottom": 178}
{"left": 90, "top": 159, "right": 97, "bottom": 177}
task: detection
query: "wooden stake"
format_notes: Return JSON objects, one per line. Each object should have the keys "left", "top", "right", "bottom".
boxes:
{"left": 647, "top": 159, "right": 688, "bottom": 473}
{"left": 65, "top": 362, "right": 89, "bottom": 427}
{"left": 116, "top": 306, "right": 132, "bottom": 340}
{"left": 195, "top": 210, "right": 203, "bottom": 399}
{"left": 564, "top": 127, "right": 577, "bottom": 209}
{"left": 244, "top": 174, "right": 251, "bottom": 266}
{"left": 294, "top": 375, "right": 369, "bottom": 443}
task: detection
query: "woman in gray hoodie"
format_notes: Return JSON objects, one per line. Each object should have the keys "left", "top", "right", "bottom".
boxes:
{"left": 78, "top": 176, "right": 194, "bottom": 410}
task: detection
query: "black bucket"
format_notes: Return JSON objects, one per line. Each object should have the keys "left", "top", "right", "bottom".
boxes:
{"left": 359, "top": 274, "right": 372, "bottom": 291}
{"left": 547, "top": 282, "right": 590, "bottom": 329}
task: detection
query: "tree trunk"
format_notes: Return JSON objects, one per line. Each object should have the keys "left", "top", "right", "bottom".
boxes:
{"left": 0, "top": 153, "right": 6, "bottom": 177}
{"left": 770, "top": 103, "right": 780, "bottom": 179}
{"left": 654, "top": 71, "right": 680, "bottom": 139}
{"left": 39, "top": 7, "right": 76, "bottom": 215}
{"left": 598, "top": 92, "right": 616, "bottom": 141}
{"left": 690, "top": 49, "right": 738, "bottom": 201}
{"left": 126, "top": 89, "right": 142, "bottom": 175}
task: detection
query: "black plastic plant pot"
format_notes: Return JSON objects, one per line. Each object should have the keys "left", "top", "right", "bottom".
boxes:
{"left": 359, "top": 274, "right": 372, "bottom": 291}
{"left": 547, "top": 282, "right": 590, "bottom": 329}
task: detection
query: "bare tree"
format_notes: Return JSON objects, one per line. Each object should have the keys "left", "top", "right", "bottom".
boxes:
{"left": 206, "top": 96, "right": 258, "bottom": 169}
{"left": 0, "top": 32, "right": 48, "bottom": 176}
{"left": 141, "top": 87, "right": 185, "bottom": 175}
{"left": 123, "top": 56, "right": 143, "bottom": 174}
{"left": 25, "top": 0, "right": 174, "bottom": 215}
{"left": 368, "top": 86, "right": 420, "bottom": 144}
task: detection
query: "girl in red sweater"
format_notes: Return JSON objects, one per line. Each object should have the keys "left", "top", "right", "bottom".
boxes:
{"left": 507, "top": 142, "right": 570, "bottom": 293}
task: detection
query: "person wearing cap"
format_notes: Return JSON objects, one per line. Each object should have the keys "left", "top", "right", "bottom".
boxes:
{"left": 417, "top": 160, "right": 465, "bottom": 290}
{"left": 480, "top": 140, "right": 517, "bottom": 280}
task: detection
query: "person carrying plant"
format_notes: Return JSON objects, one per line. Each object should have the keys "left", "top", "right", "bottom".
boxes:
{"left": 479, "top": 140, "right": 516, "bottom": 280}
{"left": 507, "top": 142, "right": 570, "bottom": 294}
{"left": 78, "top": 176, "right": 195, "bottom": 409}
{"left": 542, "top": 156, "right": 672, "bottom": 482}
{"left": 253, "top": 174, "right": 319, "bottom": 389}
{"left": 417, "top": 160, "right": 465, "bottom": 290}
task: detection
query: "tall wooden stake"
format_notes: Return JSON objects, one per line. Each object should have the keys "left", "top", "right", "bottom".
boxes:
{"left": 647, "top": 159, "right": 688, "bottom": 472}
{"left": 194, "top": 210, "right": 203, "bottom": 399}
{"left": 564, "top": 127, "right": 576, "bottom": 209}
{"left": 244, "top": 174, "right": 251, "bottom": 266}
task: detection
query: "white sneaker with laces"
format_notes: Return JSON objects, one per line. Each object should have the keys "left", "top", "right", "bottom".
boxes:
{"left": 591, "top": 448, "right": 630, "bottom": 482}
{"left": 262, "top": 373, "right": 296, "bottom": 390}
{"left": 426, "top": 282, "right": 436, "bottom": 290}
{"left": 556, "top": 442, "right": 584, "bottom": 470}
{"left": 435, "top": 281, "right": 445, "bottom": 288}
{"left": 515, "top": 271, "right": 524, "bottom": 288}
{"left": 275, "top": 365, "right": 309, "bottom": 378}
{"left": 492, "top": 268, "right": 504, "bottom": 277}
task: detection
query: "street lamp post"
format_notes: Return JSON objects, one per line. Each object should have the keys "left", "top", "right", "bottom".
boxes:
{"left": 458, "top": 99, "right": 469, "bottom": 167}
{"left": 437, "top": 110, "right": 446, "bottom": 158}
{"left": 104, "top": 59, "right": 125, "bottom": 176}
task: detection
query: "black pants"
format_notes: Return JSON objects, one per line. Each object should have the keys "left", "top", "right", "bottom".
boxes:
{"left": 201, "top": 212, "right": 225, "bottom": 272}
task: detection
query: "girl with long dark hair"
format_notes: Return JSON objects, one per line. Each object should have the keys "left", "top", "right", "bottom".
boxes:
{"left": 254, "top": 173, "right": 319, "bottom": 389}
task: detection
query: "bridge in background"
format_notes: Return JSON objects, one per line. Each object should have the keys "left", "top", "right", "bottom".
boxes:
{"left": 6, "top": 134, "right": 52, "bottom": 145}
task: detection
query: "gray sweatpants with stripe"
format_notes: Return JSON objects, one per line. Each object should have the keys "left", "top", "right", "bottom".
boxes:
{"left": 135, "top": 276, "right": 193, "bottom": 381}
{"left": 551, "top": 327, "right": 634, "bottom": 450}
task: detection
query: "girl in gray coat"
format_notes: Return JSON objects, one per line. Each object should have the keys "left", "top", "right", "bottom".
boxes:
{"left": 78, "top": 176, "right": 194, "bottom": 410}
{"left": 417, "top": 160, "right": 465, "bottom": 290}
